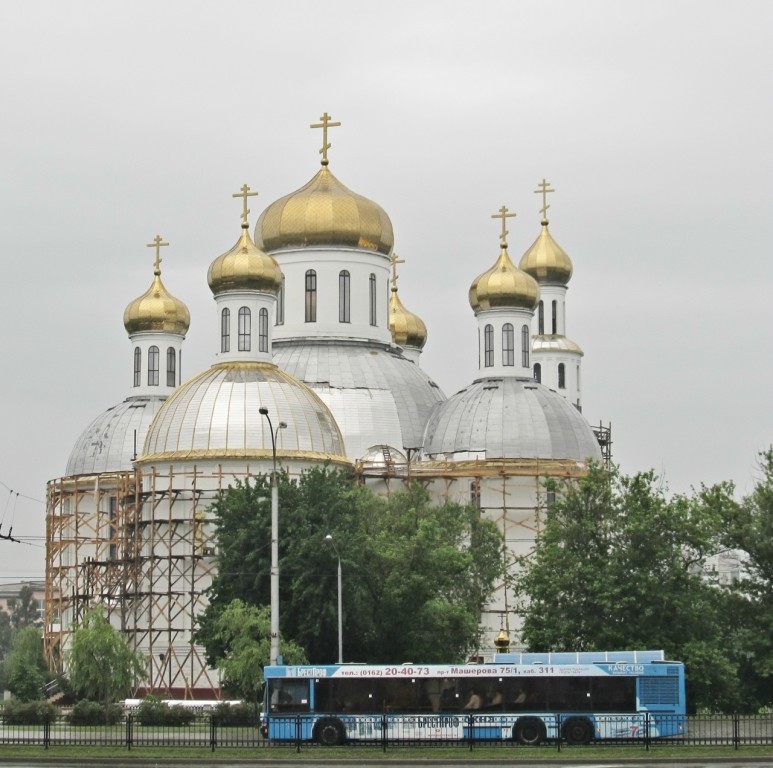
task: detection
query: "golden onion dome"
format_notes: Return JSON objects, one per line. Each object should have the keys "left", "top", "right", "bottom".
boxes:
{"left": 123, "top": 265, "right": 190, "bottom": 336}
{"left": 389, "top": 287, "right": 428, "bottom": 350}
{"left": 254, "top": 165, "right": 394, "bottom": 255}
{"left": 208, "top": 224, "right": 283, "bottom": 295}
{"left": 469, "top": 245, "right": 540, "bottom": 313}
{"left": 519, "top": 221, "right": 573, "bottom": 284}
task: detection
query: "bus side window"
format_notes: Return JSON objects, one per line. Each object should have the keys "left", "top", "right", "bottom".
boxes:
{"left": 270, "top": 680, "right": 310, "bottom": 712}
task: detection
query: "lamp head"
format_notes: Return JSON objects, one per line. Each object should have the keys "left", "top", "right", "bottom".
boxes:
{"left": 279, "top": 421, "right": 288, "bottom": 429}
{"left": 259, "top": 406, "right": 269, "bottom": 416}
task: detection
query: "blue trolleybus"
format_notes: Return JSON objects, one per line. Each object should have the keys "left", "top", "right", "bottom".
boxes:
{"left": 262, "top": 650, "right": 685, "bottom": 745}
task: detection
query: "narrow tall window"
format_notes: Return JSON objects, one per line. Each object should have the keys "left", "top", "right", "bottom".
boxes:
{"left": 551, "top": 300, "right": 557, "bottom": 334}
{"left": 534, "top": 363, "right": 541, "bottom": 383}
{"left": 221, "top": 308, "right": 230, "bottom": 353}
{"left": 484, "top": 324, "right": 494, "bottom": 367}
{"left": 521, "top": 324, "right": 530, "bottom": 368}
{"left": 276, "top": 276, "right": 285, "bottom": 325}
{"left": 238, "top": 307, "right": 251, "bottom": 351}
{"left": 166, "top": 347, "right": 176, "bottom": 387}
{"left": 369, "top": 273, "right": 377, "bottom": 326}
{"left": 502, "top": 323, "right": 514, "bottom": 366}
{"left": 305, "top": 270, "right": 317, "bottom": 322}
{"left": 148, "top": 346, "right": 159, "bottom": 386}
{"left": 558, "top": 362, "right": 566, "bottom": 389}
{"left": 259, "top": 308, "right": 269, "bottom": 352}
{"left": 339, "top": 270, "right": 350, "bottom": 323}
{"left": 133, "top": 347, "right": 141, "bottom": 387}
{"left": 538, "top": 300, "right": 544, "bottom": 335}
{"left": 470, "top": 479, "right": 481, "bottom": 511}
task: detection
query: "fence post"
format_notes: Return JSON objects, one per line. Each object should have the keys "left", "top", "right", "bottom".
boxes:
{"left": 296, "top": 714, "right": 301, "bottom": 754}
{"left": 126, "top": 711, "right": 133, "bottom": 750}
{"left": 210, "top": 714, "right": 216, "bottom": 752}
{"left": 43, "top": 717, "right": 50, "bottom": 750}
{"left": 645, "top": 711, "right": 650, "bottom": 751}
{"left": 468, "top": 713, "right": 474, "bottom": 752}
{"left": 733, "top": 712, "right": 739, "bottom": 750}
{"left": 381, "top": 714, "right": 387, "bottom": 753}
{"left": 556, "top": 714, "right": 561, "bottom": 752}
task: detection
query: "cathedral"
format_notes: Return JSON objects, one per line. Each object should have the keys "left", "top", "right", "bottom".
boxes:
{"left": 44, "top": 114, "right": 604, "bottom": 697}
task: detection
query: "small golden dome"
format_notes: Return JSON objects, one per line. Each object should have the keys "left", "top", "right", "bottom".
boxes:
{"left": 255, "top": 166, "right": 394, "bottom": 255}
{"left": 208, "top": 225, "right": 283, "bottom": 295}
{"left": 469, "top": 246, "right": 539, "bottom": 312}
{"left": 389, "top": 288, "right": 428, "bottom": 350}
{"left": 123, "top": 266, "right": 190, "bottom": 336}
{"left": 519, "top": 222, "right": 573, "bottom": 284}
{"left": 494, "top": 628, "right": 510, "bottom": 653}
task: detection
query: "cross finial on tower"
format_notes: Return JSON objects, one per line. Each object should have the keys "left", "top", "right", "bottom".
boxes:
{"left": 147, "top": 235, "right": 169, "bottom": 274}
{"left": 491, "top": 205, "right": 517, "bottom": 248}
{"left": 534, "top": 178, "right": 555, "bottom": 223}
{"left": 232, "top": 183, "right": 259, "bottom": 227}
{"left": 390, "top": 252, "right": 406, "bottom": 291}
{"left": 310, "top": 111, "right": 341, "bottom": 166}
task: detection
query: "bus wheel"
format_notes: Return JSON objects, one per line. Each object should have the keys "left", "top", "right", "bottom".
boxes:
{"left": 562, "top": 717, "right": 593, "bottom": 745}
{"left": 314, "top": 717, "right": 345, "bottom": 746}
{"left": 514, "top": 717, "right": 546, "bottom": 746}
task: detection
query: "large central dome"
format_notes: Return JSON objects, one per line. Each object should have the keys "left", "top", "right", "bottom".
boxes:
{"left": 254, "top": 166, "right": 394, "bottom": 255}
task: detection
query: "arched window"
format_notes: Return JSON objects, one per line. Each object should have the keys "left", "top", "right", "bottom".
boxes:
{"left": 369, "top": 273, "right": 377, "bottom": 326}
{"left": 276, "top": 276, "right": 285, "bottom": 325}
{"left": 166, "top": 347, "right": 176, "bottom": 387}
{"left": 148, "top": 346, "right": 159, "bottom": 386}
{"left": 238, "top": 307, "right": 251, "bottom": 351}
{"left": 259, "top": 308, "right": 269, "bottom": 352}
{"left": 502, "top": 323, "right": 514, "bottom": 366}
{"left": 551, "top": 300, "right": 557, "bottom": 334}
{"left": 221, "top": 308, "right": 230, "bottom": 353}
{"left": 305, "top": 270, "right": 317, "bottom": 322}
{"left": 534, "top": 363, "right": 541, "bottom": 383}
{"left": 521, "top": 324, "right": 530, "bottom": 368}
{"left": 339, "top": 270, "right": 350, "bottom": 323}
{"left": 538, "top": 300, "right": 544, "bottom": 335}
{"left": 133, "top": 347, "right": 141, "bottom": 387}
{"left": 484, "top": 324, "right": 494, "bottom": 367}
{"left": 558, "top": 362, "right": 566, "bottom": 389}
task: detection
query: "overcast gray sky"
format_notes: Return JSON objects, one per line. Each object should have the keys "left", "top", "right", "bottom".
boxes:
{"left": 1, "top": 1, "right": 771, "bottom": 580}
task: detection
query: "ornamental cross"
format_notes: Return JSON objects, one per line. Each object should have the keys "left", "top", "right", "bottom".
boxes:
{"left": 390, "top": 252, "right": 406, "bottom": 290}
{"left": 534, "top": 178, "right": 555, "bottom": 221}
{"left": 147, "top": 235, "right": 169, "bottom": 273}
{"left": 310, "top": 111, "right": 341, "bottom": 165}
{"left": 491, "top": 205, "right": 517, "bottom": 247}
{"left": 232, "top": 183, "right": 259, "bottom": 226}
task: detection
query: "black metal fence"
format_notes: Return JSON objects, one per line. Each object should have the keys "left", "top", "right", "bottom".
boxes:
{"left": 2, "top": 712, "right": 773, "bottom": 751}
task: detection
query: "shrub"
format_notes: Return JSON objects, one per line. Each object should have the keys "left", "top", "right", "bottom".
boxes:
{"left": 68, "top": 699, "right": 124, "bottom": 725}
{"left": 2, "top": 700, "right": 59, "bottom": 725}
{"left": 212, "top": 701, "right": 257, "bottom": 727}
{"left": 135, "top": 696, "right": 196, "bottom": 727}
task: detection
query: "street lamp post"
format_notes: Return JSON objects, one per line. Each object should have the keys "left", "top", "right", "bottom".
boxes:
{"left": 259, "top": 407, "right": 286, "bottom": 666}
{"left": 324, "top": 534, "right": 343, "bottom": 664}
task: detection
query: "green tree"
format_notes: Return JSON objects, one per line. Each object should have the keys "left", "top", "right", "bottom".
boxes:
{"left": 720, "top": 448, "right": 773, "bottom": 710}
{"left": 4, "top": 626, "right": 47, "bottom": 701}
{"left": 515, "top": 463, "right": 740, "bottom": 712}
{"left": 7, "top": 585, "right": 42, "bottom": 631}
{"left": 67, "top": 609, "right": 146, "bottom": 714}
{"left": 198, "top": 467, "right": 502, "bottom": 666}
{"left": 201, "top": 600, "right": 306, "bottom": 702}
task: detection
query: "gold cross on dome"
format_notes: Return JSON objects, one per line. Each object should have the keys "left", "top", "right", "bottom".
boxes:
{"left": 232, "top": 183, "right": 258, "bottom": 226}
{"left": 491, "top": 205, "right": 516, "bottom": 247}
{"left": 146, "top": 235, "right": 169, "bottom": 273}
{"left": 390, "top": 252, "right": 406, "bottom": 290}
{"left": 534, "top": 178, "right": 555, "bottom": 221}
{"left": 310, "top": 111, "right": 341, "bottom": 165}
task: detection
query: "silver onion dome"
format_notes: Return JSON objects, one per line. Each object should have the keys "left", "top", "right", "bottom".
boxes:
{"left": 140, "top": 362, "right": 346, "bottom": 462}
{"left": 421, "top": 377, "right": 601, "bottom": 461}
{"left": 66, "top": 396, "right": 166, "bottom": 476}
